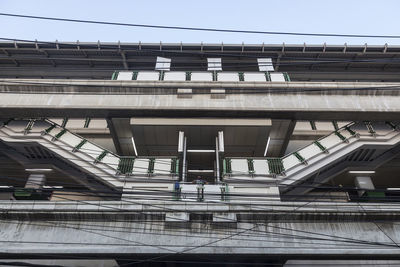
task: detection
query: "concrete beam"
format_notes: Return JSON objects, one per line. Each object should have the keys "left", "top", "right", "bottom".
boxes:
{"left": 2, "top": 79, "right": 400, "bottom": 91}
{"left": 2, "top": 201, "right": 400, "bottom": 258}
{"left": 268, "top": 120, "right": 296, "bottom": 157}
{"left": 0, "top": 80, "right": 400, "bottom": 120}
{"left": 107, "top": 118, "right": 133, "bottom": 156}
{"left": 106, "top": 118, "right": 123, "bottom": 155}
{"left": 0, "top": 94, "right": 400, "bottom": 120}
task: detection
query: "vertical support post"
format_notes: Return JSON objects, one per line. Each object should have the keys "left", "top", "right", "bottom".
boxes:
{"left": 178, "top": 131, "right": 184, "bottom": 181}
{"left": 355, "top": 176, "right": 375, "bottom": 197}
{"left": 183, "top": 137, "right": 187, "bottom": 182}
{"left": 25, "top": 174, "right": 46, "bottom": 189}
{"left": 218, "top": 131, "right": 225, "bottom": 183}
{"left": 215, "top": 137, "right": 220, "bottom": 184}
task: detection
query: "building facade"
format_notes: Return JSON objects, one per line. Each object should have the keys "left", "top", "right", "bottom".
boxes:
{"left": 1, "top": 41, "right": 400, "bottom": 266}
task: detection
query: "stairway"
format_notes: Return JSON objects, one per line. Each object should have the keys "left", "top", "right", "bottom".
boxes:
{"left": 0, "top": 118, "right": 179, "bottom": 190}
{"left": 223, "top": 121, "right": 400, "bottom": 191}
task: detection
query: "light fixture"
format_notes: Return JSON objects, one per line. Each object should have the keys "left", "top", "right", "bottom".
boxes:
{"left": 263, "top": 137, "right": 271, "bottom": 157}
{"left": 131, "top": 137, "right": 138, "bottom": 156}
{"left": 187, "top": 150, "right": 215, "bottom": 153}
{"left": 43, "top": 186, "right": 63, "bottom": 189}
{"left": 348, "top": 170, "right": 375, "bottom": 174}
{"left": 187, "top": 170, "right": 214, "bottom": 173}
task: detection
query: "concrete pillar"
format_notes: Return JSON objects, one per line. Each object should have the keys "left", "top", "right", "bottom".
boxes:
{"left": 25, "top": 174, "right": 46, "bottom": 189}
{"left": 355, "top": 176, "right": 375, "bottom": 197}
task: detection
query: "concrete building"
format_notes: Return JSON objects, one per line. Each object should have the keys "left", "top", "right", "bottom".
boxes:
{"left": 1, "top": 41, "right": 400, "bottom": 266}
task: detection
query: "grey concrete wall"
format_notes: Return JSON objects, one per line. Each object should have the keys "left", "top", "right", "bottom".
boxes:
{"left": 0, "top": 200, "right": 400, "bottom": 258}
{"left": 0, "top": 80, "right": 400, "bottom": 120}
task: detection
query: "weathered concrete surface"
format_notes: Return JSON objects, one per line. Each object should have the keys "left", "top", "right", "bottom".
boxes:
{"left": 2, "top": 79, "right": 400, "bottom": 91}
{"left": 284, "top": 260, "right": 400, "bottom": 266}
{"left": 0, "top": 79, "right": 400, "bottom": 120}
{"left": 0, "top": 259, "right": 117, "bottom": 267}
{"left": 1, "top": 200, "right": 400, "bottom": 258}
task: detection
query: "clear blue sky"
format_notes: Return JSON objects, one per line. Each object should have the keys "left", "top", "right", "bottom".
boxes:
{"left": 1, "top": 0, "right": 400, "bottom": 45}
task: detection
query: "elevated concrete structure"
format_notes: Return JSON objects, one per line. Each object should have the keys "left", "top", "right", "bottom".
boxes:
{"left": 1, "top": 42, "right": 400, "bottom": 265}
{"left": 1, "top": 200, "right": 400, "bottom": 263}
{"left": 0, "top": 79, "right": 399, "bottom": 121}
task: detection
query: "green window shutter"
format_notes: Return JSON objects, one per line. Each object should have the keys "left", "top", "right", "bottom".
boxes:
{"left": 238, "top": 72, "right": 244, "bottom": 81}
{"left": 314, "top": 141, "right": 327, "bottom": 152}
{"left": 293, "top": 152, "right": 306, "bottom": 163}
{"left": 118, "top": 158, "right": 134, "bottom": 174}
{"left": 265, "top": 72, "right": 271, "bottom": 81}
{"left": 84, "top": 118, "right": 91, "bottom": 128}
{"left": 345, "top": 126, "right": 356, "bottom": 136}
{"left": 310, "top": 121, "right": 317, "bottom": 130}
{"left": 25, "top": 120, "right": 34, "bottom": 132}
{"left": 268, "top": 158, "right": 284, "bottom": 174}
{"left": 55, "top": 129, "right": 67, "bottom": 139}
{"left": 247, "top": 159, "right": 254, "bottom": 174}
{"left": 111, "top": 71, "right": 119, "bottom": 80}
{"left": 335, "top": 131, "right": 347, "bottom": 141}
{"left": 386, "top": 121, "right": 397, "bottom": 130}
{"left": 96, "top": 150, "right": 108, "bottom": 162}
{"left": 332, "top": 121, "right": 339, "bottom": 131}
{"left": 283, "top": 72, "right": 291, "bottom": 81}
{"left": 364, "top": 121, "right": 375, "bottom": 134}
{"left": 185, "top": 72, "right": 192, "bottom": 81}
{"left": 159, "top": 71, "right": 165, "bottom": 81}
{"left": 148, "top": 158, "right": 155, "bottom": 174}
{"left": 45, "top": 124, "right": 56, "bottom": 134}
{"left": 213, "top": 71, "right": 218, "bottom": 81}
{"left": 223, "top": 158, "right": 232, "bottom": 174}
{"left": 61, "top": 118, "right": 68, "bottom": 128}
{"left": 170, "top": 158, "right": 179, "bottom": 174}
{"left": 132, "top": 71, "right": 138, "bottom": 80}
{"left": 74, "top": 139, "right": 87, "bottom": 151}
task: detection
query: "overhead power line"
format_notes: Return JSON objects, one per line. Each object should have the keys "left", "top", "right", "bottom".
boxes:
{"left": 1, "top": 13, "right": 400, "bottom": 39}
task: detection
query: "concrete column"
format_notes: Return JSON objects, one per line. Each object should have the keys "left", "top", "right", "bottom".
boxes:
{"left": 268, "top": 119, "right": 296, "bottom": 157}
{"left": 25, "top": 174, "right": 46, "bottom": 189}
{"left": 355, "top": 176, "right": 375, "bottom": 197}
{"left": 107, "top": 118, "right": 133, "bottom": 156}
{"left": 178, "top": 131, "right": 185, "bottom": 181}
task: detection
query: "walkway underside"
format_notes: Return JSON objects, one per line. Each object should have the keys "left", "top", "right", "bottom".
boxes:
{"left": 0, "top": 80, "right": 400, "bottom": 120}
{"left": 1, "top": 119, "right": 400, "bottom": 199}
{"left": 1, "top": 201, "right": 400, "bottom": 260}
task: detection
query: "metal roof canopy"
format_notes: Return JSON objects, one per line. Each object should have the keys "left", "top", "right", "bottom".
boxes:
{"left": 1, "top": 41, "right": 400, "bottom": 81}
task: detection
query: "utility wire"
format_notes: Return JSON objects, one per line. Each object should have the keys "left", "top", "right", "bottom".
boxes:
{"left": 1, "top": 13, "right": 400, "bottom": 39}
{"left": 1, "top": 183, "right": 395, "bottom": 248}
{"left": 0, "top": 182, "right": 400, "bottom": 266}
{"left": 0, "top": 125, "right": 398, "bottom": 194}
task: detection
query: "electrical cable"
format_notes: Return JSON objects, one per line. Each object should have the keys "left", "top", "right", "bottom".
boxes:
{"left": 1, "top": 181, "right": 396, "bottom": 248}
{"left": 1, "top": 13, "right": 400, "bottom": 39}
{"left": 0, "top": 180, "right": 396, "bottom": 266}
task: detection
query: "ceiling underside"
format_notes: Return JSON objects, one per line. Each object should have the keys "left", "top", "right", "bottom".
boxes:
{"left": 1, "top": 42, "right": 400, "bottom": 81}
